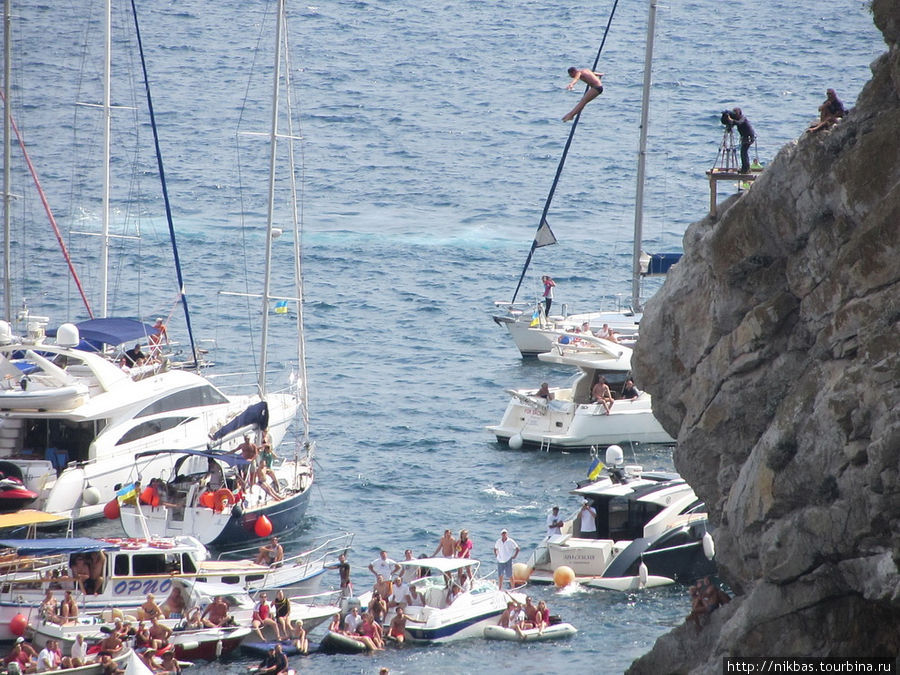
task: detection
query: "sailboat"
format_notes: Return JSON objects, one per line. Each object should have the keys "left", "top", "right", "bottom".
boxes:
{"left": 118, "top": 0, "right": 314, "bottom": 548}
{"left": 491, "top": 0, "right": 680, "bottom": 358}
{"left": 0, "top": 2, "right": 298, "bottom": 523}
{"left": 486, "top": 0, "right": 675, "bottom": 450}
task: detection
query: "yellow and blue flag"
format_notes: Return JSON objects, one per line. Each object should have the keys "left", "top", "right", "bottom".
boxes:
{"left": 116, "top": 482, "right": 137, "bottom": 504}
{"left": 529, "top": 307, "right": 541, "bottom": 327}
{"left": 587, "top": 457, "right": 604, "bottom": 481}
{"left": 274, "top": 300, "right": 289, "bottom": 315}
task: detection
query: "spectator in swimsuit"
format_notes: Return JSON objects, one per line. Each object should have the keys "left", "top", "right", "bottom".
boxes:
{"left": 201, "top": 596, "right": 229, "bottom": 628}
{"left": 808, "top": 88, "right": 846, "bottom": 132}
{"left": 562, "top": 67, "right": 604, "bottom": 122}
{"left": 591, "top": 376, "right": 613, "bottom": 414}
{"left": 387, "top": 606, "right": 425, "bottom": 644}
{"left": 273, "top": 589, "right": 291, "bottom": 637}
{"left": 536, "top": 382, "right": 554, "bottom": 400}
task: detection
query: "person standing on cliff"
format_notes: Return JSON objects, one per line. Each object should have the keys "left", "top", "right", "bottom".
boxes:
{"left": 726, "top": 108, "right": 755, "bottom": 173}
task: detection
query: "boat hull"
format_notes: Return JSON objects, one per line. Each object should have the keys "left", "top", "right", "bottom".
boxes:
{"left": 171, "top": 626, "right": 251, "bottom": 661}
{"left": 494, "top": 309, "right": 640, "bottom": 357}
{"left": 483, "top": 622, "right": 577, "bottom": 641}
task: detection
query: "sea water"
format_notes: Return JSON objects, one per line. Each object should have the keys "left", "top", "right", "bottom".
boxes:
{"left": 4, "top": 0, "right": 882, "bottom": 672}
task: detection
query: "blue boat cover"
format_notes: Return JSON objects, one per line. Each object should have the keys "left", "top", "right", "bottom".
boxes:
{"left": 47, "top": 318, "right": 155, "bottom": 352}
{"left": 641, "top": 253, "right": 682, "bottom": 276}
{"left": 0, "top": 537, "right": 120, "bottom": 555}
{"left": 210, "top": 401, "right": 270, "bottom": 440}
{"left": 134, "top": 448, "right": 250, "bottom": 468}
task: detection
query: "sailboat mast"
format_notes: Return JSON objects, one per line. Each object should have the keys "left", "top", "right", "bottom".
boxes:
{"left": 3, "top": 0, "right": 10, "bottom": 321}
{"left": 259, "top": 0, "right": 285, "bottom": 398}
{"left": 100, "top": 0, "right": 112, "bottom": 318}
{"left": 631, "top": 0, "right": 657, "bottom": 314}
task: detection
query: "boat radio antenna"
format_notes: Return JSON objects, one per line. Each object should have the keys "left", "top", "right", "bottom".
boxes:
{"left": 509, "top": 0, "right": 621, "bottom": 306}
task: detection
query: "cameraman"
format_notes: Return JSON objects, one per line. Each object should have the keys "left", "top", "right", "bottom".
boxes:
{"left": 724, "top": 108, "right": 755, "bottom": 174}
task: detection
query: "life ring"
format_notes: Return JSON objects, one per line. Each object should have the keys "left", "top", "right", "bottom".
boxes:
{"left": 213, "top": 488, "right": 236, "bottom": 513}
{"left": 149, "top": 540, "right": 175, "bottom": 549}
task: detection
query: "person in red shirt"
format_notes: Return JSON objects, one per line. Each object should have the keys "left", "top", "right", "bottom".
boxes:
{"left": 251, "top": 592, "right": 282, "bottom": 642}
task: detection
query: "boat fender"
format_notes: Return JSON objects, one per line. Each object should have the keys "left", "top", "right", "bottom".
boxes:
{"left": 508, "top": 434, "right": 523, "bottom": 450}
{"left": 702, "top": 532, "right": 715, "bottom": 560}
{"left": 638, "top": 561, "right": 649, "bottom": 588}
{"left": 83, "top": 486, "right": 101, "bottom": 506}
{"left": 215, "top": 640, "right": 223, "bottom": 658}
{"left": 180, "top": 641, "right": 199, "bottom": 652}
{"left": 214, "top": 488, "right": 236, "bottom": 512}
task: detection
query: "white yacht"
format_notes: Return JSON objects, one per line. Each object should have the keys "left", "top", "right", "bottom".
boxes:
{"left": 0, "top": 319, "right": 297, "bottom": 522}
{"left": 526, "top": 446, "right": 716, "bottom": 590}
{"left": 485, "top": 338, "right": 673, "bottom": 451}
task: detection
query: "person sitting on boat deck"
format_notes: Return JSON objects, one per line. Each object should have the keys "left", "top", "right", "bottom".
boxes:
{"left": 388, "top": 606, "right": 425, "bottom": 644}
{"left": 256, "top": 437, "right": 281, "bottom": 491}
{"left": 157, "top": 649, "right": 182, "bottom": 675}
{"left": 512, "top": 603, "right": 530, "bottom": 639}
{"left": 342, "top": 606, "right": 363, "bottom": 634}
{"left": 88, "top": 550, "right": 106, "bottom": 595}
{"left": 203, "top": 457, "right": 225, "bottom": 493}
{"left": 98, "top": 652, "right": 124, "bottom": 675}
{"left": 336, "top": 552, "right": 353, "bottom": 597}
{"left": 184, "top": 607, "right": 203, "bottom": 629}
{"left": 371, "top": 573, "right": 392, "bottom": 601}
{"left": 59, "top": 589, "right": 79, "bottom": 624}
{"left": 69, "top": 554, "right": 90, "bottom": 595}
{"left": 253, "top": 643, "right": 289, "bottom": 675}
{"left": 36, "top": 639, "right": 60, "bottom": 673}
{"left": 69, "top": 634, "right": 88, "bottom": 668}
{"left": 591, "top": 376, "right": 614, "bottom": 414}
{"left": 536, "top": 382, "right": 554, "bottom": 401}
{"left": 369, "top": 549, "right": 401, "bottom": 579}
{"left": 433, "top": 529, "right": 457, "bottom": 558}
{"left": 289, "top": 619, "right": 308, "bottom": 655}
{"left": 161, "top": 585, "right": 185, "bottom": 619}
{"left": 148, "top": 616, "right": 173, "bottom": 650}
{"left": 255, "top": 537, "right": 284, "bottom": 566}
{"left": 369, "top": 589, "right": 388, "bottom": 624}
{"left": 498, "top": 601, "right": 517, "bottom": 628}
{"left": 446, "top": 578, "right": 464, "bottom": 605}
{"left": 535, "top": 599, "right": 551, "bottom": 634}
{"left": 251, "top": 592, "right": 283, "bottom": 642}
{"left": 201, "top": 595, "right": 229, "bottom": 628}
{"left": 808, "top": 88, "right": 846, "bottom": 133}
{"left": 133, "top": 622, "right": 151, "bottom": 652}
{"left": 547, "top": 505, "right": 564, "bottom": 537}
{"left": 494, "top": 529, "right": 520, "bottom": 590}
{"left": 39, "top": 589, "right": 61, "bottom": 624}
{"left": 122, "top": 343, "right": 146, "bottom": 368}
{"left": 562, "top": 67, "right": 604, "bottom": 122}
{"left": 597, "top": 323, "right": 619, "bottom": 343}
{"left": 620, "top": 378, "right": 642, "bottom": 401}
{"left": 579, "top": 499, "right": 598, "bottom": 538}
{"left": 344, "top": 615, "right": 380, "bottom": 652}
{"left": 97, "top": 630, "right": 124, "bottom": 656}
{"left": 356, "top": 612, "right": 385, "bottom": 651}
{"left": 272, "top": 588, "right": 291, "bottom": 636}
{"left": 406, "top": 584, "right": 425, "bottom": 607}
{"left": 388, "top": 575, "right": 412, "bottom": 608}
{"left": 233, "top": 434, "right": 259, "bottom": 483}
{"left": 522, "top": 596, "right": 539, "bottom": 629}
{"left": 138, "top": 593, "right": 164, "bottom": 621}
{"left": 328, "top": 612, "right": 343, "bottom": 634}
{"left": 6, "top": 637, "right": 38, "bottom": 674}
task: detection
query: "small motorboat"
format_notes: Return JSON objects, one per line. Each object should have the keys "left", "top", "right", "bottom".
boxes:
{"left": 170, "top": 625, "right": 252, "bottom": 661}
{"left": 483, "top": 622, "right": 578, "bottom": 642}
{"left": 0, "top": 472, "right": 39, "bottom": 512}
{"left": 318, "top": 630, "right": 370, "bottom": 654}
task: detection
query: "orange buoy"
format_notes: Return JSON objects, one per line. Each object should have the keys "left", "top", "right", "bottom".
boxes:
{"left": 9, "top": 613, "right": 27, "bottom": 637}
{"left": 511, "top": 562, "right": 531, "bottom": 587}
{"left": 254, "top": 514, "right": 273, "bottom": 537}
{"left": 553, "top": 565, "right": 576, "bottom": 588}
{"left": 103, "top": 499, "right": 120, "bottom": 520}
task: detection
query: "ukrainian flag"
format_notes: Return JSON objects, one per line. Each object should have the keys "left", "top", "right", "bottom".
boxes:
{"left": 529, "top": 307, "right": 541, "bottom": 327}
{"left": 116, "top": 482, "right": 138, "bottom": 505}
{"left": 274, "top": 300, "right": 289, "bottom": 315}
{"left": 587, "top": 457, "right": 604, "bottom": 481}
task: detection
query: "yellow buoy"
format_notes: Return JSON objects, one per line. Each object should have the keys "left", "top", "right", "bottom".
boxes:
{"left": 511, "top": 562, "right": 530, "bottom": 587}
{"left": 553, "top": 565, "right": 575, "bottom": 588}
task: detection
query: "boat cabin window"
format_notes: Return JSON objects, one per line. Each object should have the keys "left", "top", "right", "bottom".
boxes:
{"left": 135, "top": 386, "right": 228, "bottom": 418}
{"left": 181, "top": 554, "right": 196, "bottom": 574}
{"left": 114, "top": 554, "right": 130, "bottom": 576}
{"left": 131, "top": 554, "right": 169, "bottom": 576}
{"left": 115, "top": 417, "right": 194, "bottom": 445}
{"left": 19, "top": 418, "right": 106, "bottom": 466}
{"left": 595, "top": 496, "right": 664, "bottom": 540}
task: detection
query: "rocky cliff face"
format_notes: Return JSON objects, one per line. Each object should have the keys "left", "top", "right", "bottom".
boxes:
{"left": 629, "top": 0, "right": 900, "bottom": 671}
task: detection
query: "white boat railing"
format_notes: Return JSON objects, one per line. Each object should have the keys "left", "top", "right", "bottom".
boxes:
{"left": 217, "top": 531, "right": 354, "bottom": 580}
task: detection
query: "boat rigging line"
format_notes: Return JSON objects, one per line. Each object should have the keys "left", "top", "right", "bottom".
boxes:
{"left": 509, "top": 0, "right": 621, "bottom": 306}
{"left": 129, "top": 0, "right": 201, "bottom": 373}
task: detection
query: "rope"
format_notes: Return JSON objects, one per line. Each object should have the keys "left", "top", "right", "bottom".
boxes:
{"left": 510, "top": 0, "right": 621, "bottom": 305}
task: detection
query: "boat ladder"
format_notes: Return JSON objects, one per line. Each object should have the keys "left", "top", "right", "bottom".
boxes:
{"left": 539, "top": 437, "right": 552, "bottom": 453}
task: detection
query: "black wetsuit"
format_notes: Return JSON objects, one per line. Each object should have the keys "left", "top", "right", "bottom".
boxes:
{"left": 731, "top": 114, "right": 755, "bottom": 173}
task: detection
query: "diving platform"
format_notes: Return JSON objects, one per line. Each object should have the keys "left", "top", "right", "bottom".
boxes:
{"left": 705, "top": 167, "right": 763, "bottom": 219}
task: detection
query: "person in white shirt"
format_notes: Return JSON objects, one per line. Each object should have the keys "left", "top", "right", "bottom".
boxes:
{"left": 70, "top": 634, "right": 88, "bottom": 667}
{"left": 493, "top": 529, "right": 520, "bottom": 590}
{"left": 406, "top": 585, "right": 425, "bottom": 607}
{"left": 368, "top": 550, "right": 400, "bottom": 580}
{"left": 388, "top": 576, "right": 412, "bottom": 608}
{"left": 579, "top": 500, "right": 597, "bottom": 538}
{"left": 546, "top": 506, "right": 564, "bottom": 537}
{"left": 36, "top": 641, "right": 58, "bottom": 673}
{"left": 342, "top": 606, "right": 362, "bottom": 634}
{"left": 398, "top": 549, "right": 418, "bottom": 584}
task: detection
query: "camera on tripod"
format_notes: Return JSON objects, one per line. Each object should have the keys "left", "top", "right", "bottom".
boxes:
{"left": 720, "top": 110, "right": 735, "bottom": 128}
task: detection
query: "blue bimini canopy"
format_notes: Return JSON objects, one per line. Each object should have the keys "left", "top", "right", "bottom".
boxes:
{"left": 210, "top": 401, "right": 269, "bottom": 440}
{"left": 47, "top": 317, "right": 155, "bottom": 352}
{"left": 0, "top": 537, "right": 120, "bottom": 555}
